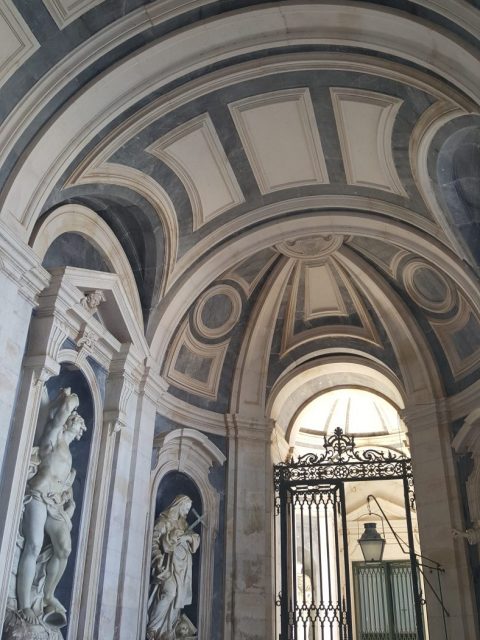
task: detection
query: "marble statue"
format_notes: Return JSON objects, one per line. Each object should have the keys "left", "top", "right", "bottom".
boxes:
{"left": 147, "top": 495, "right": 200, "bottom": 640}
{"left": 3, "top": 388, "right": 86, "bottom": 639}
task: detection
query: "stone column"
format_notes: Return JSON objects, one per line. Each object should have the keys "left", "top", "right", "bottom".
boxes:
{"left": 224, "top": 414, "right": 275, "bottom": 640}
{"left": 0, "top": 221, "right": 50, "bottom": 475}
{"left": 403, "top": 402, "right": 479, "bottom": 640}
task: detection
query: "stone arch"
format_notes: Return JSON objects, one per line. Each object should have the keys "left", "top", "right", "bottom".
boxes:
{"left": 30, "top": 204, "right": 143, "bottom": 326}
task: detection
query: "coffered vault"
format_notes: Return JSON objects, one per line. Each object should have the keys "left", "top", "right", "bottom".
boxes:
{"left": 1, "top": 1, "right": 480, "bottom": 639}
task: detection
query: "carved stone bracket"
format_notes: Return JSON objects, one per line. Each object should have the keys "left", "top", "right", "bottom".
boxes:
{"left": 75, "top": 324, "right": 100, "bottom": 368}
{"left": 103, "top": 376, "right": 134, "bottom": 435}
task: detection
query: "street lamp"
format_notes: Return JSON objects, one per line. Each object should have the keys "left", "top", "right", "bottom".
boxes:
{"left": 358, "top": 522, "right": 386, "bottom": 562}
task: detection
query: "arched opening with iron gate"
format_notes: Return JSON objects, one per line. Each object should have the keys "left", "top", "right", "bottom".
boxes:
{"left": 273, "top": 380, "right": 448, "bottom": 640}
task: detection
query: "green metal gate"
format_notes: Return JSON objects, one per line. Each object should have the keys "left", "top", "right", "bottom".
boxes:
{"left": 353, "top": 562, "right": 418, "bottom": 640}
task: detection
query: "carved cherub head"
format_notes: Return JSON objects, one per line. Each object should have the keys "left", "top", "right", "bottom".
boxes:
{"left": 81, "top": 289, "right": 106, "bottom": 313}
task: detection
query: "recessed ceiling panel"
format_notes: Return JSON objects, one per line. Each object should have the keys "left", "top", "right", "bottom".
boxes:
{"left": 229, "top": 88, "right": 329, "bottom": 193}
{"left": 43, "top": 0, "right": 106, "bottom": 28}
{"left": 0, "top": 1, "right": 39, "bottom": 88}
{"left": 304, "top": 263, "right": 347, "bottom": 320}
{"left": 331, "top": 88, "right": 407, "bottom": 196}
{"left": 148, "top": 114, "right": 244, "bottom": 230}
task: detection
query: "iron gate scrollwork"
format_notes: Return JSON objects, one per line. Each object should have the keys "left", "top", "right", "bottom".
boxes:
{"left": 274, "top": 428, "right": 423, "bottom": 640}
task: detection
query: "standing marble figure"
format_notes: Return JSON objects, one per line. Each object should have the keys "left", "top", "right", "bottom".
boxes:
{"left": 15, "top": 387, "right": 86, "bottom": 628}
{"left": 147, "top": 495, "right": 200, "bottom": 640}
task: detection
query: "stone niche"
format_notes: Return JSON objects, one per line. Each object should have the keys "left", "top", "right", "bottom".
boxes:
{"left": 3, "top": 364, "right": 95, "bottom": 640}
{"left": 147, "top": 427, "right": 226, "bottom": 640}
{"left": 151, "top": 472, "right": 202, "bottom": 635}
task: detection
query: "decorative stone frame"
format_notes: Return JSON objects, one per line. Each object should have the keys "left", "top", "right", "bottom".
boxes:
{"left": 145, "top": 428, "right": 226, "bottom": 639}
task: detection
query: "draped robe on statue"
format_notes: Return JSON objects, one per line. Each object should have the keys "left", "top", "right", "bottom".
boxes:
{"left": 147, "top": 496, "right": 200, "bottom": 640}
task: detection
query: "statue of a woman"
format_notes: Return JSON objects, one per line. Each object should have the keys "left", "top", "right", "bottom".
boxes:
{"left": 147, "top": 495, "right": 200, "bottom": 640}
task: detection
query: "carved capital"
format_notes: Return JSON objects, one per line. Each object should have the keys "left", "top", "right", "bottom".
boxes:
{"left": 103, "top": 410, "right": 125, "bottom": 435}
{"left": 76, "top": 325, "right": 99, "bottom": 350}
{"left": 24, "top": 355, "right": 61, "bottom": 387}
{"left": 0, "top": 221, "right": 50, "bottom": 306}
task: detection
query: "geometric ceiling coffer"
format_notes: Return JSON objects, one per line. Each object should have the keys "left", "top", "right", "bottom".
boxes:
{"left": 276, "top": 235, "right": 344, "bottom": 261}
{"left": 430, "top": 296, "right": 480, "bottom": 379}
{"left": 303, "top": 262, "right": 348, "bottom": 321}
{"left": 147, "top": 113, "right": 244, "bottom": 230}
{"left": 229, "top": 88, "right": 329, "bottom": 193}
{"left": 403, "top": 259, "right": 455, "bottom": 314}
{"left": 281, "top": 257, "right": 381, "bottom": 355}
{"left": 330, "top": 88, "right": 407, "bottom": 196}
{"left": 42, "top": 0, "right": 105, "bottom": 28}
{"left": 164, "top": 319, "right": 229, "bottom": 399}
{"left": 0, "top": 1, "right": 39, "bottom": 89}
{"left": 193, "top": 284, "right": 242, "bottom": 339}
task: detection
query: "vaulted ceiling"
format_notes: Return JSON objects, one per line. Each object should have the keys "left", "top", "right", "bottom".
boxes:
{"left": 2, "top": 0, "right": 480, "bottom": 414}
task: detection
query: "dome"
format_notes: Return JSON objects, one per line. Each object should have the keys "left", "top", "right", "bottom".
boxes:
{"left": 293, "top": 388, "right": 402, "bottom": 437}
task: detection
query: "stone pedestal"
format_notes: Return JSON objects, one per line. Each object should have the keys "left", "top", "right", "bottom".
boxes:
{"left": 2, "top": 609, "right": 63, "bottom": 640}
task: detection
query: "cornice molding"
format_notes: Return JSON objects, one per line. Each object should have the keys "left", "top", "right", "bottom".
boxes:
{"left": 0, "top": 219, "right": 50, "bottom": 305}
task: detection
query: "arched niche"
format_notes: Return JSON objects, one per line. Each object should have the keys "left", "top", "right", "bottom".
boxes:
{"left": 147, "top": 428, "right": 226, "bottom": 640}
{"left": 43, "top": 363, "right": 95, "bottom": 624}
{"left": 153, "top": 471, "right": 203, "bottom": 629}
{"left": 4, "top": 353, "right": 102, "bottom": 640}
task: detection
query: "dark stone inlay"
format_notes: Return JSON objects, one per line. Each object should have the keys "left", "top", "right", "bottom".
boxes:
{"left": 201, "top": 294, "right": 233, "bottom": 329}
{"left": 175, "top": 345, "right": 212, "bottom": 384}
{"left": 412, "top": 266, "right": 448, "bottom": 303}
{"left": 42, "top": 231, "right": 111, "bottom": 272}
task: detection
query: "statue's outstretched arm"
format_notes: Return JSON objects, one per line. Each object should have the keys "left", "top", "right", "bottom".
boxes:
{"left": 40, "top": 388, "right": 79, "bottom": 449}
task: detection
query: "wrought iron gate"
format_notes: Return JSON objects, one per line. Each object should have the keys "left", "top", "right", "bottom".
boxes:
{"left": 274, "top": 428, "right": 423, "bottom": 640}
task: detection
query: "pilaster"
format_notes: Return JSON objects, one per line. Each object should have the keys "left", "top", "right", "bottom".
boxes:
{"left": 0, "top": 221, "right": 50, "bottom": 475}
{"left": 403, "top": 400, "right": 479, "bottom": 640}
{"left": 224, "top": 413, "right": 275, "bottom": 640}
